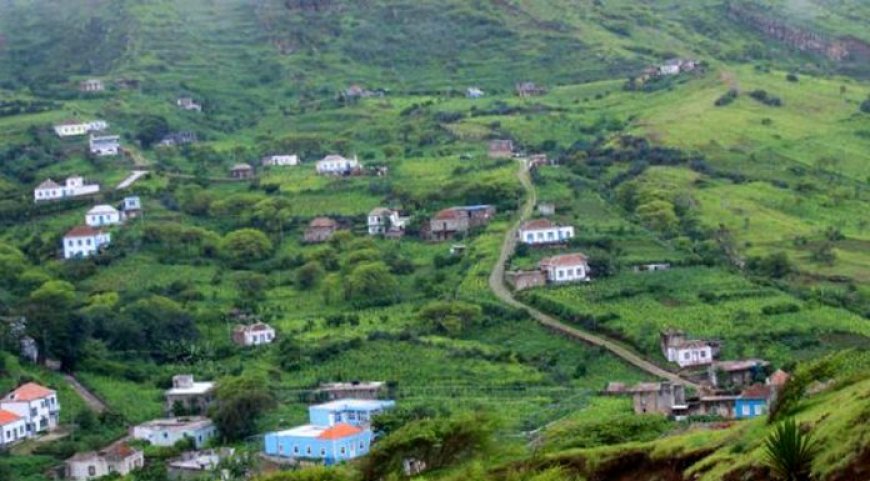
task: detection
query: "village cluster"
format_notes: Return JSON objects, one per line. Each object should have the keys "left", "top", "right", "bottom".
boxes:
{"left": 14, "top": 67, "right": 798, "bottom": 479}
{"left": 0, "top": 376, "right": 395, "bottom": 480}
{"left": 604, "top": 328, "right": 788, "bottom": 420}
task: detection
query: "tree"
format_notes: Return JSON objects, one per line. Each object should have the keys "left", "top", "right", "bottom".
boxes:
{"left": 232, "top": 271, "right": 270, "bottom": 302}
{"left": 134, "top": 115, "right": 170, "bottom": 148}
{"left": 636, "top": 200, "right": 679, "bottom": 234}
{"left": 213, "top": 375, "right": 275, "bottom": 442}
{"left": 256, "top": 466, "right": 353, "bottom": 481}
{"left": 747, "top": 252, "right": 792, "bottom": 278}
{"left": 26, "top": 280, "right": 84, "bottom": 369}
{"left": 221, "top": 228, "right": 273, "bottom": 265}
{"left": 360, "top": 412, "right": 497, "bottom": 481}
{"left": 296, "top": 261, "right": 325, "bottom": 290}
{"left": 121, "top": 296, "right": 197, "bottom": 356}
{"left": 418, "top": 301, "right": 482, "bottom": 336}
{"left": 763, "top": 418, "right": 819, "bottom": 481}
{"left": 275, "top": 336, "right": 307, "bottom": 371}
{"left": 344, "top": 262, "right": 398, "bottom": 307}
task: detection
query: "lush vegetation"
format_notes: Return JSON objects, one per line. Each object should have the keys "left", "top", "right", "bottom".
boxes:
{"left": 0, "top": 0, "right": 867, "bottom": 480}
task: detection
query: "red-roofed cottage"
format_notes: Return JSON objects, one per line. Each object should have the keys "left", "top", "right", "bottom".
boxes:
{"left": 539, "top": 253, "right": 590, "bottom": 283}
{"left": 0, "top": 409, "right": 26, "bottom": 446}
{"left": 1, "top": 382, "right": 60, "bottom": 436}
{"left": 63, "top": 225, "right": 112, "bottom": 259}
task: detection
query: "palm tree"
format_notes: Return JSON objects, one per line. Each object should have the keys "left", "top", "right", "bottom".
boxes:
{"left": 763, "top": 418, "right": 819, "bottom": 481}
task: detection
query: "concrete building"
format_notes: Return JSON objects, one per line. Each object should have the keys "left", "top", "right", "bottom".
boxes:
{"left": 34, "top": 176, "right": 99, "bottom": 202}
{"left": 66, "top": 441, "right": 144, "bottom": 480}
{"left": 0, "top": 383, "right": 60, "bottom": 436}
{"left": 264, "top": 399, "right": 395, "bottom": 466}
{"left": 132, "top": 417, "right": 217, "bottom": 449}
{"left": 165, "top": 375, "right": 216, "bottom": 416}
{"left": 518, "top": 219, "right": 574, "bottom": 245}
{"left": 316, "top": 155, "right": 361, "bottom": 175}
{"left": 63, "top": 226, "right": 111, "bottom": 259}
{"left": 85, "top": 205, "right": 123, "bottom": 227}
{"left": 232, "top": 323, "right": 276, "bottom": 347}
{"left": 89, "top": 134, "right": 121, "bottom": 156}
{"left": 539, "top": 253, "right": 590, "bottom": 283}
{"left": 0, "top": 409, "right": 27, "bottom": 447}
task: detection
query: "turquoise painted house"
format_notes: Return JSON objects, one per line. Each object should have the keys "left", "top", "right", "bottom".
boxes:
{"left": 264, "top": 399, "right": 395, "bottom": 465}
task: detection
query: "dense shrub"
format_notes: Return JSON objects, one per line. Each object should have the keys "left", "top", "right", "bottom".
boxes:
{"left": 749, "top": 89, "right": 783, "bottom": 106}
{"left": 715, "top": 89, "right": 739, "bottom": 106}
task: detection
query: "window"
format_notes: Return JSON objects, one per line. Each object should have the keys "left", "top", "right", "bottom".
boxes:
{"left": 360, "top": 442, "right": 365, "bottom": 449}
{"left": 558, "top": 270, "right": 564, "bottom": 278}
{"left": 306, "top": 447, "right": 311, "bottom": 455}
{"left": 293, "top": 446, "right": 299, "bottom": 454}
{"left": 88, "top": 466, "right": 96, "bottom": 476}
{"left": 742, "top": 405, "right": 751, "bottom": 416}
{"left": 340, "top": 447, "right": 346, "bottom": 455}
{"left": 320, "top": 448, "right": 326, "bottom": 457}
{"left": 700, "top": 351, "right": 706, "bottom": 358}
{"left": 683, "top": 352, "right": 690, "bottom": 360}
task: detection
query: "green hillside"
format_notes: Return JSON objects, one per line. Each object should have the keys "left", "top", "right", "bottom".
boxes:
{"left": 0, "top": 1, "right": 867, "bottom": 480}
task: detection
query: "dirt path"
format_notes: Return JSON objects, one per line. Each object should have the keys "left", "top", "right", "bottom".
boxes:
{"left": 63, "top": 374, "right": 107, "bottom": 413}
{"left": 488, "top": 160, "right": 699, "bottom": 388}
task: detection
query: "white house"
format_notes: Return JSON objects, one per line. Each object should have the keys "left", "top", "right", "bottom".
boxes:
{"left": 539, "top": 253, "right": 590, "bottom": 283}
{"left": 518, "top": 219, "right": 575, "bottom": 245}
{"left": 0, "top": 409, "right": 27, "bottom": 447}
{"left": 85, "top": 205, "right": 123, "bottom": 227}
{"left": 261, "top": 155, "right": 299, "bottom": 167}
{"left": 232, "top": 323, "right": 276, "bottom": 347}
{"left": 53, "top": 120, "right": 109, "bottom": 138}
{"left": 34, "top": 176, "right": 100, "bottom": 202}
{"left": 63, "top": 226, "right": 112, "bottom": 259}
{"left": 66, "top": 441, "right": 144, "bottom": 481}
{"left": 89, "top": 134, "right": 121, "bottom": 156}
{"left": 367, "top": 207, "right": 407, "bottom": 236}
{"left": 466, "top": 87, "right": 484, "bottom": 98}
{"left": 0, "top": 382, "right": 60, "bottom": 436}
{"left": 316, "top": 155, "right": 361, "bottom": 175}
{"left": 668, "top": 340, "right": 714, "bottom": 368}
{"left": 132, "top": 417, "right": 217, "bottom": 449}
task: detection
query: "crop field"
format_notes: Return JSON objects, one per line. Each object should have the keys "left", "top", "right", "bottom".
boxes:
{"left": 523, "top": 266, "right": 870, "bottom": 364}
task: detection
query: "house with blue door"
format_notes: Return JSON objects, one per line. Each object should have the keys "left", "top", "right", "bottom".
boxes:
{"left": 263, "top": 399, "right": 394, "bottom": 465}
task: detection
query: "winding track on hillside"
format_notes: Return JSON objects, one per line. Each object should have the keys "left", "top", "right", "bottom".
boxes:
{"left": 488, "top": 160, "right": 699, "bottom": 388}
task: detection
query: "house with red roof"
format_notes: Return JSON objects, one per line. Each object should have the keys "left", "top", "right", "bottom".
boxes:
{"left": 539, "top": 253, "right": 590, "bottom": 283}
{"left": 264, "top": 399, "right": 395, "bottom": 465}
{"left": 0, "top": 409, "right": 27, "bottom": 446}
{"left": 63, "top": 225, "right": 112, "bottom": 259}
{"left": 304, "top": 217, "right": 339, "bottom": 243}
{"left": 0, "top": 382, "right": 60, "bottom": 436}
{"left": 427, "top": 205, "right": 496, "bottom": 241}
{"left": 66, "top": 440, "right": 144, "bottom": 480}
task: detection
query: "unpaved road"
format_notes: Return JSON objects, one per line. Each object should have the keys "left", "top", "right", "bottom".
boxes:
{"left": 488, "top": 160, "right": 699, "bottom": 388}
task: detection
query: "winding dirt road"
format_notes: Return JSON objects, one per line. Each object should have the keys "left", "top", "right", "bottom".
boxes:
{"left": 488, "top": 160, "right": 699, "bottom": 388}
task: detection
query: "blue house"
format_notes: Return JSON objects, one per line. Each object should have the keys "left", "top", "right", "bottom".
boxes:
{"left": 263, "top": 399, "right": 394, "bottom": 465}
{"left": 735, "top": 385, "right": 770, "bottom": 419}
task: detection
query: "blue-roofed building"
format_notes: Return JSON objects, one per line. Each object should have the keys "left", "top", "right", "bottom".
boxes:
{"left": 263, "top": 399, "right": 394, "bottom": 465}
